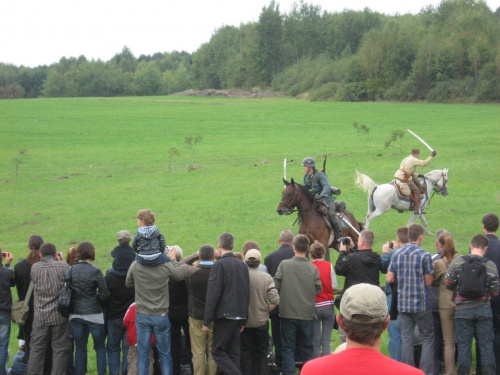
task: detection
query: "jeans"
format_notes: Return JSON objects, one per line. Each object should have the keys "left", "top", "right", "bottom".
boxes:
{"left": 0, "top": 315, "right": 10, "bottom": 375}
{"left": 70, "top": 318, "right": 107, "bottom": 375}
{"left": 312, "top": 305, "right": 335, "bottom": 358}
{"left": 387, "top": 294, "right": 402, "bottom": 362}
{"left": 136, "top": 312, "right": 172, "bottom": 375}
{"left": 107, "top": 317, "right": 129, "bottom": 375}
{"left": 400, "top": 310, "right": 435, "bottom": 375}
{"left": 280, "top": 318, "right": 313, "bottom": 375}
{"left": 456, "top": 305, "right": 496, "bottom": 375}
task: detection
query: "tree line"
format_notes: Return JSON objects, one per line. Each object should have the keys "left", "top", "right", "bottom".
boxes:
{"left": 1, "top": 0, "right": 499, "bottom": 102}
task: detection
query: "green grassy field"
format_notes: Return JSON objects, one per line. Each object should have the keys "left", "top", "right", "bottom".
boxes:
{"left": 1, "top": 96, "right": 499, "bottom": 370}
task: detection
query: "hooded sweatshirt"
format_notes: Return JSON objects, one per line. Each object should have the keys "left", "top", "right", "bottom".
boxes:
{"left": 132, "top": 225, "right": 166, "bottom": 256}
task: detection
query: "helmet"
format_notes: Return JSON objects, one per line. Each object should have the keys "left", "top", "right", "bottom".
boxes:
{"left": 302, "top": 157, "right": 316, "bottom": 168}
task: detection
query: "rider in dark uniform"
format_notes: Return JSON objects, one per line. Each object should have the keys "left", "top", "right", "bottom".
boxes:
{"left": 302, "top": 157, "right": 343, "bottom": 241}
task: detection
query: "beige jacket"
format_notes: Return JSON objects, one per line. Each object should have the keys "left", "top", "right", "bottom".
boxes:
{"left": 246, "top": 267, "right": 279, "bottom": 328}
{"left": 432, "top": 253, "right": 460, "bottom": 310}
{"left": 394, "top": 154, "right": 433, "bottom": 181}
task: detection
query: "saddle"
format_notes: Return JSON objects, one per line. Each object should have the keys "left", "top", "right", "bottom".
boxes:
{"left": 315, "top": 200, "right": 348, "bottom": 231}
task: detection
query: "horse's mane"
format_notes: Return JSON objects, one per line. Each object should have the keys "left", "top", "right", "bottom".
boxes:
{"left": 295, "top": 182, "right": 315, "bottom": 203}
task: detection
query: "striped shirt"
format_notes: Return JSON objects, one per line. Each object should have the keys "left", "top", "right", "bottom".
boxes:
{"left": 31, "top": 255, "right": 70, "bottom": 326}
{"left": 388, "top": 244, "right": 433, "bottom": 313}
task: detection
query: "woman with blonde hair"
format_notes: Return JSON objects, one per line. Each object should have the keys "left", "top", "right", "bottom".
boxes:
{"left": 432, "top": 233, "right": 459, "bottom": 375}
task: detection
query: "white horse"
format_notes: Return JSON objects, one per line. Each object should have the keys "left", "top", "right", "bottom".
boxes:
{"left": 355, "top": 169, "right": 449, "bottom": 234}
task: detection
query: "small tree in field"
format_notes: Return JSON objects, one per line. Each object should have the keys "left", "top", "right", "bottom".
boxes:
{"left": 167, "top": 147, "right": 180, "bottom": 173}
{"left": 352, "top": 121, "right": 371, "bottom": 146}
{"left": 384, "top": 129, "right": 405, "bottom": 154}
{"left": 13, "top": 148, "right": 28, "bottom": 177}
{"left": 184, "top": 135, "right": 203, "bottom": 165}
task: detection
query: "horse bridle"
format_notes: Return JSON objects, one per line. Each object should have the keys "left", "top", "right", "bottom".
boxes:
{"left": 279, "top": 184, "right": 317, "bottom": 215}
{"left": 424, "top": 170, "right": 448, "bottom": 200}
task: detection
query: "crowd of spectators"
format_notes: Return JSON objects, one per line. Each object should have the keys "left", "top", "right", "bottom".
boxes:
{"left": 0, "top": 210, "right": 499, "bottom": 375}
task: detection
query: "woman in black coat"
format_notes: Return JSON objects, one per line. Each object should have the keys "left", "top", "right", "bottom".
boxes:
{"left": 69, "top": 242, "right": 109, "bottom": 375}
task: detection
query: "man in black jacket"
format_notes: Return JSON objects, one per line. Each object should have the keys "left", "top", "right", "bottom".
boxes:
{"left": 180, "top": 244, "right": 219, "bottom": 375}
{"left": 264, "top": 229, "right": 295, "bottom": 374}
{"left": 105, "top": 235, "right": 135, "bottom": 375}
{"left": 334, "top": 230, "right": 387, "bottom": 343}
{"left": 203, "top": 233, "right": 250, "bottom": 375}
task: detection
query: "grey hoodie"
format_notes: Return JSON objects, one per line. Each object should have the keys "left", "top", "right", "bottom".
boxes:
{"left": 132, "top": 225, "right": 166, "bottom": 255}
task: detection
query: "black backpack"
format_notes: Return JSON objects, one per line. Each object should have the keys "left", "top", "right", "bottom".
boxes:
{"left": 457, "top": 256, "right": 489, "bottom": 299}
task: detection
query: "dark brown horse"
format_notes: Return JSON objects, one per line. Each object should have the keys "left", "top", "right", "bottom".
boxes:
{"left": 277, "top": 178, "right": 362, "bottom": 261}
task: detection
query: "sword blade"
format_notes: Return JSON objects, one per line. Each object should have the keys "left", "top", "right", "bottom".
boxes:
{"left": 337, "top": 213, "right": 361, "bottom": 236}
{"left": 407, "top": 129, "right": 434, "bottom": 152}
{"left": 283, "top": 158, "right": 287, "bottom": 187}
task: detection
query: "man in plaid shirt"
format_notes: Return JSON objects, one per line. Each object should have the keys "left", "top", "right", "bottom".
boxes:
{"left": 386, "top": 224, "right": 434, "bottom": 375}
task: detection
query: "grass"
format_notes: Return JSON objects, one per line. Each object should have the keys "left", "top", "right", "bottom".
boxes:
{"left": 1, "top": 96, "right": 499, "bottom": 370}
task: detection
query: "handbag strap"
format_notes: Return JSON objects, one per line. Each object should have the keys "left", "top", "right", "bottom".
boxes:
{"left": 24, "top": 281, "right": 34, "bottom": 306}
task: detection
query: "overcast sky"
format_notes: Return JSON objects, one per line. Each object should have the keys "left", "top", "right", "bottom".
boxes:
{"left": 2, "top": 0, "right": 499, "bottom": 67}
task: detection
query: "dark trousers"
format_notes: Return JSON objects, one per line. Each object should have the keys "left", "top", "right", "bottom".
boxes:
{"left": 269, "top": 314, "right": 282, "bottom": 372}
{"left": 212, "top": 319, "right": 243, "bottom": 375}
{"left": 432, "top": 311, "right": 445, "bottom": 375}
{"left": 170, "top": 317, "right": 193, "bottom": 375}
{"left": 240, "top": 322, "right": 269, "bottom": 375}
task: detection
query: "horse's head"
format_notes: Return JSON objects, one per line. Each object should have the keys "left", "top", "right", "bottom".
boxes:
{"left": 431, "top": 168, "right": 449, "bottom": 196}
{"left": 277, "top": 178, "right": 299, "bottom": 215}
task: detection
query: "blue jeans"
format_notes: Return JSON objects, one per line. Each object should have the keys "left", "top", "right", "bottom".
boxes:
{"left": 0, "top": 314, "right": 10, "bottom": 375}
{"left": 70, "top": 318, "right": 107, "bottom": 375}
{"left": 107, "top": 317, "right": 129, "bottom": 375}
{"left": 313, "top": 305, "right": 335, "bottom": 358}
{"left": 136, "top": 312, "right": 172, "bottom": 375}
{"left": 387, "top": 294, "right": 402, "bottom": 362}
{"left": 400, "top": 310, "right": 435, "bottom": 375}
{"left": 456, "top": 305, "right": 496, "bottom": 375}
{"left": 280, "top": 318, "right": 313, "bottom": 375}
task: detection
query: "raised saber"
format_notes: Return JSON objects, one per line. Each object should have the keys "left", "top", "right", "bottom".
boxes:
{"left": 283, "top": 158, "right": 287, "bottom": 187}
{"left": 407, "top": 129, "right": 434, "bottom": 152}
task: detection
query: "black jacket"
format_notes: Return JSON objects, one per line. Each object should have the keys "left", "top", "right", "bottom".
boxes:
{"left": 334, "top": 249, "right": 387, "bottom": 291}
{"left": 105, "top": 269, "right": 135, "bottom": 320}
{"left": 69, "top": 261, "right": 109, "bottom": 315}
{"left": 203, "top": 252, "right": 250, "bottom": 326}
{"left": 0, "top": 266, "right": 14, "bottom": 315}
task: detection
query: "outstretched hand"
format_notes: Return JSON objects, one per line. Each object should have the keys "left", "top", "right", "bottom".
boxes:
{"left": 431, "top": 150, "right": 437, "bottom": 157}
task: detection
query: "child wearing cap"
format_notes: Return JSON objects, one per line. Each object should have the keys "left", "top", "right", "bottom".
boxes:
{"left": 110, "top": 230, "right": 136, "bottom": 273}
{"left": 8, "top": 340, "right": 26, "bottom": 375}
{"left": 132, "top": 209, "right": 169, "bottom": 266}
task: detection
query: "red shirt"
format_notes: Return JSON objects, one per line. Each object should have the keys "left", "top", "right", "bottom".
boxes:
{"left": 301, "top": 347, "right": 424, "bottom": 375}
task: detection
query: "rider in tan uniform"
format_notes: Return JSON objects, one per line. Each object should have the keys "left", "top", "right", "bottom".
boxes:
{"left": 394, "top": 148, "right": 437, "bottom": 214}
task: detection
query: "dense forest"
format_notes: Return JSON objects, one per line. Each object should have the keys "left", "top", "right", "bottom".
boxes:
{"left": 1, "top": 0, "right": 499, "bottom": 102}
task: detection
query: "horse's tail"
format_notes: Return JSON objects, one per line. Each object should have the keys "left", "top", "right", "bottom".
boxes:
{"left": 355, "top": 171, "right": 377, "bottom": 193}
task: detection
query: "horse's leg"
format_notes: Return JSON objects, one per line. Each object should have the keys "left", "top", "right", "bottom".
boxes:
{"left": 419, "top": 214, "right": 433, "bottom": 235}
{"left": 407, "top": 214, "right": 417, "bottom": 225}
{"left": 364, "top": 208, "right": 388, "bottom": 229}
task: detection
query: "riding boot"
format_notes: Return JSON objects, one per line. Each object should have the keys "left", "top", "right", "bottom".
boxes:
{"left": 413, "top": 193, "right": 426, "bottom": 215}
{"left": 332, "top": 217, "right": 343, "bottom": 240}
{"left": 328, "top": 207, "right": 343, "bottom": 241}
{"left": 414, "top": 177, "right": 425, "bottom": 194}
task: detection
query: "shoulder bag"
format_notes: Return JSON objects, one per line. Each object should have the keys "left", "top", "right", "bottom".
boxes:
{"left": 11, "top": 281, "right": 34, "bottom": 325}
